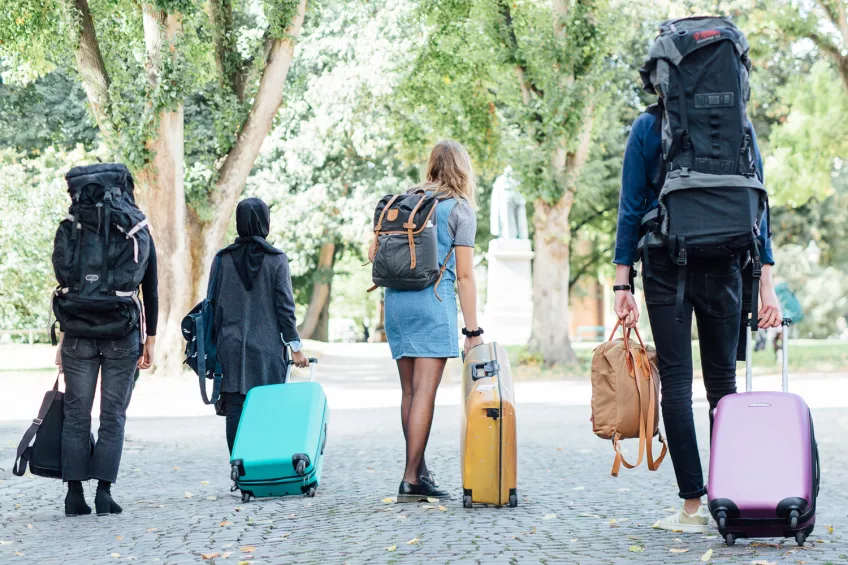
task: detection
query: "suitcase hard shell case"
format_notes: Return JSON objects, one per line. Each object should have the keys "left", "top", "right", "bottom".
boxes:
{"left": 461, "top": 342, "right": 518, "bottom": 508}
{"left": 708, "top": 320, "right": 820, "bottom": 546}
{"left": 230, "top": 359, "right": 328, "bottom": 501}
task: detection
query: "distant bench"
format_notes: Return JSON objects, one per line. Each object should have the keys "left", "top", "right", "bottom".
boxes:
{"left": 575, "top": 325, "right": 606, "bottom": 342}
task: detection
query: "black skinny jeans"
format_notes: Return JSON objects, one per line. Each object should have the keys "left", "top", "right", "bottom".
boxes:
{"left": 642, "top": 249, "right": 742, "bottom": 500}
{"left": 221, "top": 392, "right": 246, "bottom": 455}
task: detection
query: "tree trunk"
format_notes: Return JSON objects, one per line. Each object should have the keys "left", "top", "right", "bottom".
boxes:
{"left": 136, "top": 9, "right": 189, "bottom": 375}
{"left": 198, "top": 0, "right": 308, "bottom": 293}
{"left": 298, "top": 242, "right": 335, "bottom": 339}
{"left": 314, "top": 283, "right": 332, "bottom": 342}
{"left": 72, "top": 0, "right": 111, "bottom": 134}
{"left": 528, "top": 197, "right": 578, "bottom": 365}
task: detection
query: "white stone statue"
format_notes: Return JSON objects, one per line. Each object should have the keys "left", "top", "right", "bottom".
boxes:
{"left": 490, "top": 166, "right": 529, "bottom": 240}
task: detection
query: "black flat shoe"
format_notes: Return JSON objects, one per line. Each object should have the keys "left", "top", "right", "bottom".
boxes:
{"left": 397, "top": 480, "right": 448, "bottom": 503}
{"left": 421, "top": 471, "right": 439, "bottom": 488}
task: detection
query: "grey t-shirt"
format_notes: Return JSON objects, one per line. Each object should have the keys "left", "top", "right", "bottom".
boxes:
{"left": 448, "top": 199, "right": 477, "bottom": 247}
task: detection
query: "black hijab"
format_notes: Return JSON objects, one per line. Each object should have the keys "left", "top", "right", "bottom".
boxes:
{"left": 223, "top": 198, "right": 283, "bottom": 291}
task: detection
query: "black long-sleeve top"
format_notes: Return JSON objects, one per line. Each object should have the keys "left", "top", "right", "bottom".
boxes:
{"left": 140, "top": 238, "right": 159, "bottom": 336}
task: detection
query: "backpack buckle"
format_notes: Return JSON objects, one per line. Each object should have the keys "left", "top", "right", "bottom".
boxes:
{"left": 680, "top": 167, "right": 690, "bottom": 178}
{"left": 676, "top": 248, "right": 687, "bottom": 266}
{"left": 32, "top": 418, "right": 43, "bottom": 426}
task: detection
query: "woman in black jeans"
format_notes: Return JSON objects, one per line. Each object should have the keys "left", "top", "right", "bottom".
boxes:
{"left": 613, "top": 110, "right": 783, "bottom": 533}
{"left": 212, "top": 198, "right": 308, "bottom": 453}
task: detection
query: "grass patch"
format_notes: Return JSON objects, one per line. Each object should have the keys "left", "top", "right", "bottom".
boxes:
{"left": 505, "top": 341, "right": 848, "bottom": 380}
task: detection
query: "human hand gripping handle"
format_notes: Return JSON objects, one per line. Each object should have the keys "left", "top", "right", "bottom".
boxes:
{"left": 614, "top": 264, "right": 639, "bottom": 328}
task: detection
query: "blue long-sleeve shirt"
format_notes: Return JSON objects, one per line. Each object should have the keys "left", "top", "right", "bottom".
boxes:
{"left": 613, "top": 112, "right": 774, "bottom": 266}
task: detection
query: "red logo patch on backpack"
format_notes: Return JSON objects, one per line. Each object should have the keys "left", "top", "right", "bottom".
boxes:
{"left": 693, "top": 29, "right": 721, "bottom": 42}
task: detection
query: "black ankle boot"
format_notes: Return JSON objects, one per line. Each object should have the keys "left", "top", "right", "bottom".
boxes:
{"left": 397, "top": 480, "right": 448, "bottom": 503}
{"left": 95, "top": 481, "right": 123, "bottom": 516}
{"left": 65, "top": 480, "right": 92, "bottom": 517}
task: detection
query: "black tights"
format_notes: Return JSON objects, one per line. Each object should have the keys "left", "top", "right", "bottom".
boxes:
{"left": 397, "top": 357, "right": 446, "bottom": 484}
{"left": 221, "top": 392, "right": 246, "bottom": 455}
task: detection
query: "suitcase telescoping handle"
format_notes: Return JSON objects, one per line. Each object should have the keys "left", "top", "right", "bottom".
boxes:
{"left": 745, "top": 318, "right": 791, "bottom": 393}
{"left": 284, "top": 347, "right": 319, "bottom": 382}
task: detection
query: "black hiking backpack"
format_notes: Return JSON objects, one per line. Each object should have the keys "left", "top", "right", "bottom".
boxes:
{"left": 368, "top": 191, "right": 453, "bottom": 298}
{"left": 639, "top": 16, "right": 768, "bottom": 326}
{"left": 51, "top": 164, "right": 151, "bottom": 342}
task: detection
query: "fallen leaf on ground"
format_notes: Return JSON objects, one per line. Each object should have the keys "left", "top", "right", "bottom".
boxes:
{"left": 25, "top": 524, "right": 32, "bottom": 529}
{"left": 111, "top": 553, "right": 121, "bottom": 558}
{"left": 521, "top": 527, "right": 537, "bottom": 535}
{"left": 0, "top": 541, "right": 13, "bottom": 546}
{"left": 420, "top": 505, "right": 435, "bottom": 510}
{"left": 287, "top": 513, "right": 296, "bottom": 519}
{"left": 184, "top": 492, "right": 192, "bottom": 499}
{"left": 543, "top": 514, "right": 557, "bottom": 520}
{"left": 206, "top": 496, "right": 217, "bottom": 501}
{"left": 673, "top": 538, "right": 683, "bottom": 544}
{"left": 627, "top": 536, "right": 639, "bottom": 540}
{"left": 201, "top": 553, "right": 219, "bottom": 560}
{"left": 234, "top": 507, "right": 244, "bottom": 512}
{"left": 201, "top": 481, "right": 209, "bottom": 485}
{"left": 220, "top": 521, "right": 232, "bottom": 527}
{"left": 426, "top": 497, "right": 439, "bottom": 503}
{"left": 629, "top": 546, "right": 644, "bottom": 553}
{"left": 750, "top": 561, "right": 776, "bottom": 565}
{"left": 617, "top": 488, "right": 630, "bottom": 492}
{"left": 385, "top": 545, "right": 397, "bottom": 552}
{"left": 147, "top": 528, "right": 158, "bottom": 533}
{"left": 608, "top": 519, "right": 619, "bottom": 528}
{"left": 406, "top": 538, "right": 420, "bottom": 545}
{"left": 669, "top": 548, "right": 690, "bottom": 554}
{"left": 396, "top": 515, "right": 407, "bottom": 520}
{"left": 173, "top": 466, "right": 180, "bottom": 471}
{"left": 381, "top": 497, "right": 395, "bottom": 504}
{"left": 570, "top": 538, "right": 578, "bottom": 542}
{"left": 13, "top": 551, "right": 24, "bottom": 557}
{"left": 663, "top": 507, "right": 677, "bottom": 512}
{"left": 116, "top": 536, "right": 123, "bottom": 541}
{"left": 238, "top": 561, "right": 253, "bottom": 565}
{"left": 701, "top": 549, "right": 713, "bottom": 562}
{"left": 556, "top": 447, "right": 563, "bottom": 451}
{"left": 240, "top": 546, "right": 256, "bottom": 553}
{"left": 438, "top": 506, "right": 447, "bottom": 512}
{"left": 14, "top": 504, "right": 20, "bottom": 509}
{"left": 221, "top": 553, "right": 231, "bottom": 559}
{"left": 572, "top": 486, "right": 585, "bottom": 491}
{"left": 827, "top": 525, "right": 834, "bottom": 534}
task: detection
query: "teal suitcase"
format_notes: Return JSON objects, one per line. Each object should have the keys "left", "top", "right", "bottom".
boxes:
{"left": 230, "top": 359, "right": 328, "bottom": 501}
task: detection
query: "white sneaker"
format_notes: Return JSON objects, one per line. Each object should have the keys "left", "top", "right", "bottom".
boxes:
{"left": 652, "top": 506, "right": 711, "bottom": 534}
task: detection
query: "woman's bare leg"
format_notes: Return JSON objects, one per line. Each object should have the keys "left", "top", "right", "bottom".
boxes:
{"left": 403, "top": 357, "right": 446, "bottom": 484}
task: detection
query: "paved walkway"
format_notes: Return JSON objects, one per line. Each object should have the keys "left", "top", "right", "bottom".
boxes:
{"left": 0, "top": 344, "right": 847, "bottom": 563}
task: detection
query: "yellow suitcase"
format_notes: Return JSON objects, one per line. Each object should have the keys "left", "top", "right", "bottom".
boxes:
{"left": 461, "top": 342, "right": 518, "bottom": 508}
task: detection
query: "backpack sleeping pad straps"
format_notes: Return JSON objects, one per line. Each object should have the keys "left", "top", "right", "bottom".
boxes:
{"left": 674, "top": 235, "right": 687, "bottom": 323}
{"left": 101, "top": 191, "right": 113, "bottom": 292}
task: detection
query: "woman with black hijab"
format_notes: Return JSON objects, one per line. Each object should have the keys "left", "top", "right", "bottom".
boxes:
{"left": 213, "top": 197, "right": 308, "bottom": 453}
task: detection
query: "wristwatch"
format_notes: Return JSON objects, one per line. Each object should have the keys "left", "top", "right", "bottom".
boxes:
{"left": 613, "top": 284, "right": 632, "bottom": 292}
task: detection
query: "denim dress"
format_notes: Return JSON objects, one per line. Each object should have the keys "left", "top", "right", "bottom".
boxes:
{"left": 384, "top": 198, "right": 460, "bottom": 359}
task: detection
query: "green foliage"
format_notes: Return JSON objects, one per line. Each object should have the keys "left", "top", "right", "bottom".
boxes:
{"left": 0, "top": 0, "right": 74, "bottom": 82}
{"left": 0, "top": 67, "right": 99, "bottom": 151}
{"left": 265, "top": 0, "right": 303, "bottom": 39}
{"left": 0, "top": 145, "right": 104, "bottom": 330}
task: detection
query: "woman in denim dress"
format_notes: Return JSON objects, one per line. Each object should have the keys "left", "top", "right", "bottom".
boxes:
{"left": 382, "top": 140, "right": 483, "bottom": 502}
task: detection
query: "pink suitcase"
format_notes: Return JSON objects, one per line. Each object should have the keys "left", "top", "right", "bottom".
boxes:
{"left": 708, "top": 320, "right": 819, "bottom": 546}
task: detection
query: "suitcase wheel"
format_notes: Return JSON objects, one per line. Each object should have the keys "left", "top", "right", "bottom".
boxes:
{"left": 508, "top": 494, "right": 518, "bottom": 508}
{"left": 795, "top": 531, "right": 807, "bottom": 547}
{"left": 230, "top": 466, "right": 239, "bottom": 483}
{"left": 306, "top": 487, "right": 316, "bottom": 498}
{"left": 241, "top": 492, "right": 251, "bottom": 503}
{"left": 789, "top": 510, "right": 800, "bottom": 530}
{"left": 462, "top": 495, "right": 473, "bottom": 509}
{"left": 725, "top": 533, "right": 736, "bottom": 546}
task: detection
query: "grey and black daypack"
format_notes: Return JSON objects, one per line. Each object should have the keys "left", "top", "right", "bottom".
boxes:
{"left": 368, "top": 191, "right": 453, "bottom": 297}
{"left": 639, "top": 16, "right": 768, "bottom": 325}
{"left": 51, "top": 164, "right": 151, "bottom": 343}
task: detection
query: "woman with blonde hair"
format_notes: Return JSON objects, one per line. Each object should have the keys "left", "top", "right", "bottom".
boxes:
{"left": 383, "top": 140, "right": 482, "bottom": 502}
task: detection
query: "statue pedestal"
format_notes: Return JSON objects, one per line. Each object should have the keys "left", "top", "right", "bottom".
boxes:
{"left": 483, "top": 238, "right": 534, "bottom": 345}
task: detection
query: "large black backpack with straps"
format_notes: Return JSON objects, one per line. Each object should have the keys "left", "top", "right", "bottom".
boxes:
{"left": 51, "top": 164, "right": 151, "bottom": 342}
{"left": 639, "top": 16, "right": 768, "bottom": 326}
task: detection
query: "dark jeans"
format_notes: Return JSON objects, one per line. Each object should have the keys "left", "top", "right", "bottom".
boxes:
{"left": 61, "top": 333, "right": 140, "bottom": 483}
{"left": 222, "top": 392, "right": 246, "bottom": 455}
{"left": 643, "top": 249, "right": 742, "bottom": 500}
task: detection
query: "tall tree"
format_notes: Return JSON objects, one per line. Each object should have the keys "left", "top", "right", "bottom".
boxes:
{"left": 1, "top": 0, "right": 308, "bottom": 369}
{"left": 398, "top": 0, "right": 608, "bottom": 364}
